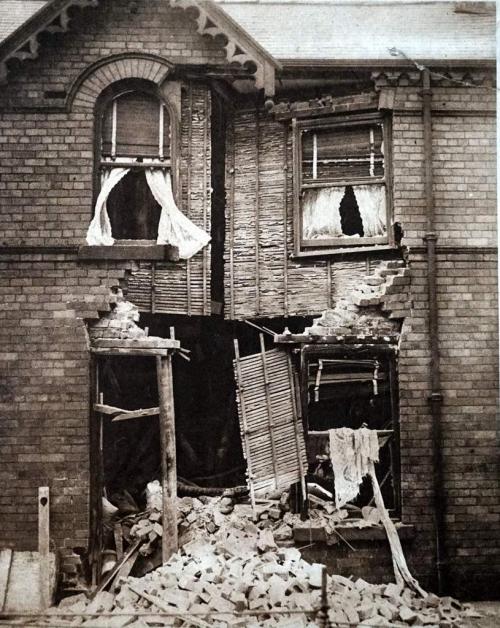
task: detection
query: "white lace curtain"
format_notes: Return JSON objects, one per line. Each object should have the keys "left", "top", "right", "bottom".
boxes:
{"left": 86, "top": 168, "right": 210, "bottom": 259}
{"left": 353, "top": 184, "right": 386, "bottom": 237}
{"left": 302, "top": 187, "right": 344, "bottom": 239}
{"left": 302, "top": 184, "right": 386, "bottom": 240}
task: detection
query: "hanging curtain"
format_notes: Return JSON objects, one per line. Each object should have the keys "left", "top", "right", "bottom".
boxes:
{"left": 302, "top": 186, "right": 345, "bottom": 240}
{"left": 145, "top": 169, "right": 211, "bottom": 259}
{"left": 352, "top": 184, "right": 386, "bottom": 237}
{"left": 86, "top": 167, "right": 130, "bottom": 246}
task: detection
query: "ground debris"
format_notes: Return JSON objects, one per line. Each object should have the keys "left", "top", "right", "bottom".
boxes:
{"left": 45, "top": 514, "right": 479, "bottom": 628}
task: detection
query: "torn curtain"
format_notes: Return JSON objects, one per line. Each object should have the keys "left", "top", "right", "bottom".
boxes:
{"left": 86, "top": 168, "right": 210, "bottom": 259}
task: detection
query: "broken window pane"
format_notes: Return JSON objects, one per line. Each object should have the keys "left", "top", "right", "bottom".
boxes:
{"left": 302, "top": 183, "right": 386, "bottom": 241}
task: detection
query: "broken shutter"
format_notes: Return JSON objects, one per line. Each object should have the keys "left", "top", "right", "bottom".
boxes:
{"left": 233, "top": 343, "right": 307, "bottom": 496}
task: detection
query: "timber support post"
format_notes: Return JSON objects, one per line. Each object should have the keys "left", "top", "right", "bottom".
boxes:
{"left": 38, "top": 486, "right": 50, "bottom": 610}
{"left": 157, "top": 353, "right": 178, "bottom": 563}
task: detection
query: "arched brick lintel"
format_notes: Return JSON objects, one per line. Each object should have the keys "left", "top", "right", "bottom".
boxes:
{"left": 68, "top": 53, "right": 175, "bottom": 111}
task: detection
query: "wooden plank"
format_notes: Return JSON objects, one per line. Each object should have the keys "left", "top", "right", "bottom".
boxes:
{"left": 260, "top": 334, "right": 278, "bottom": 490}
{"left": 91, "top": 347, "right": 172, "bottom": 357}
{"left": 228, "top": 116, "right": 236, "bottom": 319}
{"left": 4, "top": 552, "right": 55, "bottom": 612}
{"left": 38, "top": 487, "right": 50, "bottom": 610}
{"left": 202, "top": 88, "right": 209, "bottom": 316}
{"left": 0, "top": 549, "right": 13, "bottom": 611}
{"left": 92, "top": 539, "right": 141, "bottom": 597}
{"left": 112, "top": 407, "right": 160, "bottom": 422}
{"left": 283, "top": 124, "right": 289, "bottom": 316}
{"left": 113, "top": 524, "right": 123, "bottom": 562}
{"left": 255, "top": 108, "right": 260, "bottom": 315}
{"left": 92, "top": 338, "right": 179, "bottom": 350}
{"left": 156, "top": 355, "right": 178, "bottom": 563}
{"left": 233, "top": 339, "right": 257, "bottom": 518}
{"left": 186, "top": 84, "right": 193, "bottom": 316}
{"left": 78, "top": 244, "right": 179, "bottom": 262}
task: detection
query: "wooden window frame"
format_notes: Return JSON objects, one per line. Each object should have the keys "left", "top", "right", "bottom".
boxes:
{"left": 292, "top": 112, "right": 395, "bottom": 257}
{"left": 83, "top": 79, "right": 181, "bottom": 258}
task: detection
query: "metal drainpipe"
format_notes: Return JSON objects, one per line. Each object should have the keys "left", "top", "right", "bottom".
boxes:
{"left": 422, "top": 69, "right": 447, "bottom": 594}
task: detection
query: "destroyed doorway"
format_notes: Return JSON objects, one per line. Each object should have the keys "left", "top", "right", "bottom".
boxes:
{"left": 300, "top": 344, "right": 401, "bottom": 515}
{"left": 88, "top": 337, "right": 178, "bottom": 585}
{"left": 96, "top": 355, "right": 160, "bottom": 511}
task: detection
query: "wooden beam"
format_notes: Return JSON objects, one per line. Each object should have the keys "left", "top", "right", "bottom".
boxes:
{"left": 92, "top": 338, "right": 180, "bottom": 350}
{"left": 93, "top": 403, "right": 160, "bottom": 420}
{"left": 156, "top": 355, "right": 178, "bottom": 563}
{"left": 38, "top": 487, "right": 50, "bottom": 610}
{"left": 111, "top": 407, "right": 160, "bottom": 422}
{"left": 78, "top": 244, "right": 179, "bottom": 262}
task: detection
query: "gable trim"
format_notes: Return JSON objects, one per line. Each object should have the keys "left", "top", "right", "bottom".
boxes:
{"left": 169, "top": 0, "right": 280, "bottom": 95}
{"left": 0, "top": 0, "right": 280, "bottom": 96}
{"left": 0, "top": 0, "right": 99, "bottom": 84}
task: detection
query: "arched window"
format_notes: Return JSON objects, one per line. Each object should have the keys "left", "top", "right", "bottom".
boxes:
{"left": 100, "top": 89, "right": 169, "bottom": 241}
{"left": 86, "top": 82, "right": 210, "bottom": 258}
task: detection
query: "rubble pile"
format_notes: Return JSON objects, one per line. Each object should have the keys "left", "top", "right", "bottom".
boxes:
{"left": 49, "top": 519, "right": 481, "bottom": 628}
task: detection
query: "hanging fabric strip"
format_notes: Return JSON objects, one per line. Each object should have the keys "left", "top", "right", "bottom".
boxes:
{"left": 328, "top": 426, "right": 426, "bottom": 597}
{"left": 352, "top": 184, "right": 386, "bottom": 237}
{"left": 368, "top": 460, "right": 427, "bottom": 597}
{"left": 86, "top": 167, "right": 130, "bottom": 246}
{"left": 145, "top": 169, "right": 210, "bottom": 259}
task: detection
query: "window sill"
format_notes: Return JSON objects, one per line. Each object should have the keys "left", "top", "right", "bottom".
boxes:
{"left": 293, "top": 523, "right": 415, "bottom": 543}
{"left": 292, "top": 244, "right": 399, "bottom": 259}
{"left": 78, "top": 243, "right": 179, "bottom": 261}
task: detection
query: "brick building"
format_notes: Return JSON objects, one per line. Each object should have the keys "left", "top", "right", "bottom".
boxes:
{"left": 0, "top": 0, "right": 497, "bottom": 599}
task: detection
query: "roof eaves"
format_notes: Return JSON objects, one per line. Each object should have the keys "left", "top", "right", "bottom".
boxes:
{"left": 0, "top": 0, "right": 98, "bottom": 83}
{"left": 279, "top": 58, "right": 497, "bottom": 70}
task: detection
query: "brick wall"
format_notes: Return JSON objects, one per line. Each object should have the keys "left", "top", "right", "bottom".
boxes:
{"left": 0, "top": 253, "right": 130, "bottom": 574}
{"left": 0, "top": 0, "right": 225, "bottom": 110}
{"left": 0, "top": 0, "right": 219, "bottom": 572}
{"left": 223, "top": 79, "right": 499, "bottom": 594}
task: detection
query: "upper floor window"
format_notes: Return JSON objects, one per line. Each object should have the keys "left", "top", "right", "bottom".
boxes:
{"left": 101, "top": 90, "right": 169, "bottom": 241}
{"left": 86, "top": 82, "right": 210, "bottom": 259}
{"left": 293, "top": 114, "right": 393, "bottom": 255}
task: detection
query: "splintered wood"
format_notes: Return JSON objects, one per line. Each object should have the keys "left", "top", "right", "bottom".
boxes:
{"left": 233, "top": 344, "right": 307, "bottom": 497}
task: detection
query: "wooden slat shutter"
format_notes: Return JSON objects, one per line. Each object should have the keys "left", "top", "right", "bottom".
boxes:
{"left": 102, "top": 92, "right": 170, "bottom": 158}
{"left": 233, "top": 346, "right": 307, "bottom": 495}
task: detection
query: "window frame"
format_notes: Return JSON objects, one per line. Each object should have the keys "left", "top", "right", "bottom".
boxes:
{"left": 299, "top": 344, "right": 401, "bottom": 518}
{"left": 92, "top": 78, "right": 181, "bottom": 245}
{"left": 292, "top": 112, "right": 395, "bottom": 257}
